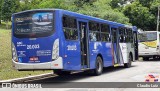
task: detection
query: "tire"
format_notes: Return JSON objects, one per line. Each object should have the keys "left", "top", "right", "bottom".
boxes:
{"left": 54, "top": 70, "right": 71, "bottom": 76}
{"left": 143, "top": 57, "right": 149, "bottom": 61}
{"left": 124, "top": 54, "right": 132, "bottom": 68}
{"left": 93, "top": 56, "right": 103, "bottom": 76}
{"left": 153, "top": 56, "right": 157, "bottom": 59}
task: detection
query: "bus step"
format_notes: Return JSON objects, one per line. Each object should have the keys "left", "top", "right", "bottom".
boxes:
{"left": 114, "top": 64, "right": 119, "bottom": 67}
{"left": 81, "top": 68, "right": 90, "bottom": 71}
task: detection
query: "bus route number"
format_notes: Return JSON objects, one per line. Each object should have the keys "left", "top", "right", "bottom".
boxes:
{"left": 27, "top": 44, "right": 40, "bottom": 50}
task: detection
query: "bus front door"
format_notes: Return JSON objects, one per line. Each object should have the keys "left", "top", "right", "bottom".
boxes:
{"left": 78, "top": 21, "right": 89, "bottom": 69}
{"left": 133, "top": 31, "right": 138, "bottom": 60}
{"left": 111, "top": 28, "right": 120, "bottom": 66}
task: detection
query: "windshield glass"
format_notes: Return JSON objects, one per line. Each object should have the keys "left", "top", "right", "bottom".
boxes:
{"left": 138, "top": 32, "right": 157, "bottom": 42}
{"left": 13, "top": 11, "right": 54, "bottom": 38}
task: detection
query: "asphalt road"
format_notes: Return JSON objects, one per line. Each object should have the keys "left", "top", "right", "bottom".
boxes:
{"left": 1, "top": 59, "right": 160, "bottom": 91}
{"left": 28, "top": 58, "right": 160, "bottom": 83}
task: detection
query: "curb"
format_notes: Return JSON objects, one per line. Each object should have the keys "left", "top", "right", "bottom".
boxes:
{"left": 0, "top": 73, "right": 57, "bottom": 83}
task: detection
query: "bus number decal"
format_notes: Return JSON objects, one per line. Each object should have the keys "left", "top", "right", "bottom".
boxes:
{"left": 27, "top": 44, "right": 40, "bottom": 49}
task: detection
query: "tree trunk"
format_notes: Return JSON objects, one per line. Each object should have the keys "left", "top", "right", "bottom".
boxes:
{"left": 6, "top": 20, "right": 9, "bottom": 29}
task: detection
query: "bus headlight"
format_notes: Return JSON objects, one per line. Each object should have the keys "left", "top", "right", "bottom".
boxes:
{"left": 52, "top": 39, "right": 59, "bottom": 60}
{"left": 12, "top": 43, "right": 18, "bottom": 62}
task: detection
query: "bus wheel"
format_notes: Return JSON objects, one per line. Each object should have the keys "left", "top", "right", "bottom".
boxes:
{"left": 93, "top": 56, "right": 103, "bottom": 76}
{"left": 54, "top": 70, "right": 71, "bottom": 76}
{"left": 124, "top": 54, "right": 132, "bottom": 68}
{"left": 143, "top": 57, "right": 149, "bottom": 61}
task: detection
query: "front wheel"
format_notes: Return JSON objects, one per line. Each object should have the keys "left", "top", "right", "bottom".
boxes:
{"left": 93, "top": 56, "right": 103, "bottom": 76}
{"left": 124, "top": 54, "right": 132, "bottom": 68}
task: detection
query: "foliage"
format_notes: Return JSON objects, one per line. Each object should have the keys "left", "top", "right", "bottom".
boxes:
{"left": 122, "top": 0, "right": 160, "bottom": 31}
{"left": 0, "top": 0, "right": 3, "bottom": 24}
{"left": 1, "top": 0, "right": 12, "bottom": 21}
{"left": 0, "top": 0, "right": 159, "bottom": 30}
{"left": 123, "top": 1, "right": 155, "bottom": 30}
{"left": 111, "top": 0, "right": 127, "bottom": 8}
{"left": 75, "top": 0, "right": 130, "bottom": 24}
{"left": 0, "top": 0, "right": 130, "bottom": 25}
{"left": 19, "top": 0, "right": 31, "bottom": 11}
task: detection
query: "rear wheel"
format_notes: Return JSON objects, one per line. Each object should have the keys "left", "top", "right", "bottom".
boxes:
{"left": 143, "top": 57, "right": 149, "bottom": 61}
{"left": 92, "top": 56, "right": 103, "bottom": 76}
{"left": 124, "top": 54, "right": 132, "bottom": 68}
{"left": 54, "top": 70, "right": 71, "bottom": 76}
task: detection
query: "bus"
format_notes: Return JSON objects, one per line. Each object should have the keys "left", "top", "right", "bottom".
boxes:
{"left": 12, "top": 9, "right": 138, "bottom": 76}
{"left": 138, "top": 31, "right": 160, "bottom": 60}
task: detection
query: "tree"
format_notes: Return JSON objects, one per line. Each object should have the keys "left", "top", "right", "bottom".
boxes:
{"left": 31, "top": 0, "right": 68, "bottom": 9}
{"left": 1, "top": 0, "right": 20, "bottom": 29}
{"left": 11, "top": 0, "right": 21, "bottom": 13}
{"left": 1, "top": 0, "right": 12, "bottom": 29}
{"left": 19, "top": 0, "right": 31, "bottom": 11}
{"left": 138, "top": 0, "right": 153, "bottom": 8}
{"left": 0, "top": 0, "right": 4, "bottom": 24}
{"left": 77, "top": 0, "right": 130, "bottom": 24}
{"left": 111, "top": 0, "right": 126, "bottom": 8}
{"left": 123, "top": 1, "right": 155, "bottom": 30}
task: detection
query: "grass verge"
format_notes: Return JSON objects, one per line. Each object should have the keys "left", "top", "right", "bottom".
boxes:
{"left": 0, "top": 29, "right": 51, "bottom": 80}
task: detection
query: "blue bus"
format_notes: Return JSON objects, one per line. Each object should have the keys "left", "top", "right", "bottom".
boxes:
{"left": 12, "top": 9, "right": 138, "bottom": 75}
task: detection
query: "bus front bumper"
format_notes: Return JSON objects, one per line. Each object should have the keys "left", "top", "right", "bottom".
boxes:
{"left": 12, "top": 57, "right": 63, "bottom": 71}
{"left": 139, "top": 52, "right": 159, "bottom": 57}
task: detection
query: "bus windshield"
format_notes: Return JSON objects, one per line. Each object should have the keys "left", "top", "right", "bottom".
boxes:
{"left": 138, "top": 32, "right": 157, "bottom": 42}
{"left": 13, "top": 11, "right": 54, "bottom": 38}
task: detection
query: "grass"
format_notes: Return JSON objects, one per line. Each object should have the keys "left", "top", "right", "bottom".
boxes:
{"left": 0, "top": 29, "right": 51, "bottom": 80}
{"left": 0, "top": 22, "right": 11, "bottom": 29}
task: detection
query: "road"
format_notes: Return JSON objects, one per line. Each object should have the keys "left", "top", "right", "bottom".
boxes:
{"left": 28, "top": 59, "right": 160, "bottom": 83}
{"left": 1, "top": 59, "right": 160, "bottom": 91}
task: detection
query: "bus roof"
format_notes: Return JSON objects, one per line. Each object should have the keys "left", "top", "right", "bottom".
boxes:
{"left": 12, "top": 9, "right": 137, "bottom": 31}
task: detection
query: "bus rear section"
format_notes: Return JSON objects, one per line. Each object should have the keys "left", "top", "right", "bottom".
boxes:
{"left": 138, "top": 31, "right": 159, "bottom": 60}
{"left": 12, "top": 10, "right": 63, "bottom": 70}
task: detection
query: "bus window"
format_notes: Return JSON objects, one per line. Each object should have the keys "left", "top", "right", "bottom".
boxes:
{"left": 13, "top": 11, "right": 54, "bottom": 38}
{"left": 124, "top": 28, "right": 128, "bottom": 43}
{"left": 101, "top": 24, "right": 110, "bottom": 42}
{"left": 63, "top": 15, "right": 78, "bottom": 40}
{"left": 119, "top": 28, "right": 124, "bottom": 43}
{"left": 89, "top": 21, "right": 100, "bottom": 41}
{"left": 128, "top": 29, "right": 133, "bottom": 43}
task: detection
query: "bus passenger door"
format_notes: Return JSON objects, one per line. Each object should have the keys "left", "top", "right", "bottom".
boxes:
{"left": 78, "top": 21, "right": 89, "bottom": 69}
{"left": 133, "top": 31, "right": 138, "bottom": 60}
{"left": 111, "top": 28, "right": 120, "bottom": 65}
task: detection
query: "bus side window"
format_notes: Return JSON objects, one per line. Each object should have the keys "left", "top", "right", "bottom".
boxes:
{"left": 119, "top": 28, "right": 124, "bottom": 43}
{"left": 101, "top": 24, "right": 110, "bottom": 42}
{"left": 130, "top": 29, "right": 133, "bottom": 43}
{"left": 62, "top": 15, "right": 78, "bottom": 40}
{"left": 124, "top": 28, "right": 128, "bottom": 43}
{"left": 89, "top": 21, "right": 100, "bottom": 41}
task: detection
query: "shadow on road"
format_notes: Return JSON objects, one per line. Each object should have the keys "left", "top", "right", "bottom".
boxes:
{"left": 28, "top": 66, "right": 136, "bottom": 83}
{"left": 141, "top": 58, "right": 160, "bottom": 62}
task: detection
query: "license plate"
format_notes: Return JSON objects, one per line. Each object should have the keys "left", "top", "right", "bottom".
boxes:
{"left": 29, "top": 56, "right": 39, "bottom": 61}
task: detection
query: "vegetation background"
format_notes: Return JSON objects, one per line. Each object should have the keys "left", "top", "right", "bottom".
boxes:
{"left": 0, "top": 0, "right": 160, "bottom": 80}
